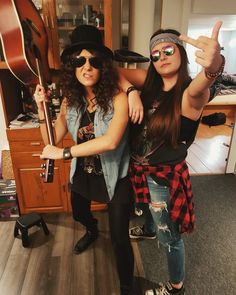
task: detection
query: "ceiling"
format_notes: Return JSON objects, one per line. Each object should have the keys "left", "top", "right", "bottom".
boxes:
{"left": 188, "top": 14, "right": 236, "bottom": 31}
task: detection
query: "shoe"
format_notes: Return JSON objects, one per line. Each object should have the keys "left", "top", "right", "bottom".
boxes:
{"left": 129, "top": 225, "right": 156, "bottom": 240}
{"left": 73, "top": 230, "right": 98, "bottom": 254}
{"left": 145, "top": 281, "right": 185, "bottom": 295}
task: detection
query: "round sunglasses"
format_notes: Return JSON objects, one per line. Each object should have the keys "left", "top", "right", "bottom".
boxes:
{"left": 150, "top": 45, "right": 175, "bottom": 62}
{"left": 70, "top": 56, "right": 103, "bottom": 69}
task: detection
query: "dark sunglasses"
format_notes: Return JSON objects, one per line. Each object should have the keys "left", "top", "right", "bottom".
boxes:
{"left": 71, "top": 56, "right": 103, "bottom": 69}
{"left": 150, "top": 45, "right": 175, "bottom": 62}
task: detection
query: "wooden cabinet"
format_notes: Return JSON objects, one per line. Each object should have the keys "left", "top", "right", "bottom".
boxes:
{"left": 6, "top": 128, "right": 68, "bottom": 214}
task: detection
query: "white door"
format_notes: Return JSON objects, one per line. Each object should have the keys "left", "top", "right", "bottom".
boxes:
{"left": 226, "top": 113, "right": 236, "bottom": 174}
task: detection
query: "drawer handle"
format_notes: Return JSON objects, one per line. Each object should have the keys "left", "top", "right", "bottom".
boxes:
{"left": 32, "top": 153, "right": 41, "bottom": 157}
{"left": 30, "top": 142, "right": 41, "bottom": 146}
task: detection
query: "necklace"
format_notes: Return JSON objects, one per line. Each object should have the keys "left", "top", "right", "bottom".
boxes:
{"left": 85, "top": 108, "right": 95, "bottom": 123}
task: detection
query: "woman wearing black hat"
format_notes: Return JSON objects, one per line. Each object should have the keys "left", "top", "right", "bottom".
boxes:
{"left": 34, "top": 25, "right": 139, "bottom": 295}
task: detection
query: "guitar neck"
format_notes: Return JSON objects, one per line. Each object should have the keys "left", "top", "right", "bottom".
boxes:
{"left": 35, "top": 57, "right": 55, "bottom": 183}
{"left": 35, "top": 57, "right": 55, "bottom": 146}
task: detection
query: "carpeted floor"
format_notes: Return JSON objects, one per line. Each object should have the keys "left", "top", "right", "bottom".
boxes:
{"left": 135, "top": 174, "right": 236, "bottom": 295}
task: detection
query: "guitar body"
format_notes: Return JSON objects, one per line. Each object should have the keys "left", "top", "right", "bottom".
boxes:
{"left": 0, "top": 0, "right": 51, "bottom": 85}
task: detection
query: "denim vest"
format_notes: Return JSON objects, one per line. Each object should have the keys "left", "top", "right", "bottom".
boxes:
{"left": 66, "top": 103, "right": 130, "bottom": 200}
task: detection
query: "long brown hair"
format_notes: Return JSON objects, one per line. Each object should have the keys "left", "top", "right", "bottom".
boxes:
{"left": 140, "top": 29, "right": 191, "bottom": 148}
{"left": 59, "top": 49, "right": 119, "bottom": 114}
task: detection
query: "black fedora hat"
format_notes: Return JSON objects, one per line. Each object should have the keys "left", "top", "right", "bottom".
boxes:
{"left": 61, "top": 25, "right": 113, "bottom": 63}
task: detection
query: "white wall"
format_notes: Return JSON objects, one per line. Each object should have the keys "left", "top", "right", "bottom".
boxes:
{"left": 226, "top": 31, "right": 236, "bottom": 74}
{"left": 129, "top": 0, "right": 156, "bottom": 58}
{"left": 161, "top": 0, "right": 190, "bottom": 34}
{"left": 191, "top": 0, "right": 236, "bottom": 14}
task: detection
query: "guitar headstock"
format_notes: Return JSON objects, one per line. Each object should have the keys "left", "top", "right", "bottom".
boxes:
{"left": 41, "top": 159, "right": 54, "bottom": 183}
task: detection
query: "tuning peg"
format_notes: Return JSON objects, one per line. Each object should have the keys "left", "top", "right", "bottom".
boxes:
{"left": 41, "top": 163, "right": 46, "bottom": 169}
{"left": 40, "top": 172, "right": 45, "bottom": 178}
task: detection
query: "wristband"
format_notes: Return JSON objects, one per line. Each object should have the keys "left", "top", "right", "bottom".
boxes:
{"left": 126, "top": 85, "right": 138, "bottom": 96}
{"left": 63, "top": 147, "right": 73, "bottom": 160}
{"left": 205, "top": 54, "right": 225, "bottom": 79}
{"left": 38, "top": 119, "right": 46, "bottom": 124}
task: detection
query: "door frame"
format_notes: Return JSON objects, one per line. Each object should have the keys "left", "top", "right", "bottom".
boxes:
{"left": 226, "top": 112, "right": 236, "bottom": 174}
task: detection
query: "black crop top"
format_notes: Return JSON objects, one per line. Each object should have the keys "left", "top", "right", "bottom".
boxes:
{"left": 131, "top": 88, "right": 201, "bottom": 166}
{"left": 148, "top": 115, "right": 200, "bottom": 165}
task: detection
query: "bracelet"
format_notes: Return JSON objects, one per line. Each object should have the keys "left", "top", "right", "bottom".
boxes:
{"left": 63, "top": 147, "right": 73, "bottom": 160}
{"left": 126, "top": 85, "right": 138, "bottom": 96}
{"left": 38, "top": 119, "right": 46, "bottom": 124}
{"left": 205, "top": 54, "right": 225, "bottom": 79}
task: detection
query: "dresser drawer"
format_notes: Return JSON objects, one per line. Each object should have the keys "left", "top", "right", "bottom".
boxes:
{"left": 9, "top": 140, "right": 45, "bottom": 152}
{"left": 11, "top": 151, "right": 62, "bottom": 166}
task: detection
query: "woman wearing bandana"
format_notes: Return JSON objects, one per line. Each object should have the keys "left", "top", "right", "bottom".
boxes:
{"left": 119, "top": 22, "right": 225, "bottom": 295}
{"left": 34, "top": 25, "right": 143, "bottom": 295}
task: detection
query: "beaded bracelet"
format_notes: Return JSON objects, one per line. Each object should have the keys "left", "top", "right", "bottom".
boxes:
{"left": 205, "top": 55, "right": 225, "bottom": 80}
{"left": 126, "top": 85, "right": 138, "bottom": 96}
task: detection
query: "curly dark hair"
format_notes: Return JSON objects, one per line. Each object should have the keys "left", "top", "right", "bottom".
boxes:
{"left": 59, "top": 49, "right": 119, "bottom": 114}
{"left": 133, "top": 28, "right": 191, "bottom": 149}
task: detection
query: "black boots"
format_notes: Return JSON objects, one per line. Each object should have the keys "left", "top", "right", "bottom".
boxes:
{"left": 73, "top": 230, "right": 98, "bottom": 254}
{"left": 73, "top": 220, "right": 98, "bottom": 254}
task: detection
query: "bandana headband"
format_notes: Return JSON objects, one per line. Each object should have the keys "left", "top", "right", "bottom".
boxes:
{"left": 150, "top": 33, "right": 183, "bottom": 52}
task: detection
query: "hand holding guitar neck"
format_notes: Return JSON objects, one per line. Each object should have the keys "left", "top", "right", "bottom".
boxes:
{"left": 34, "top": 84, "right": 49, "bottom": 112}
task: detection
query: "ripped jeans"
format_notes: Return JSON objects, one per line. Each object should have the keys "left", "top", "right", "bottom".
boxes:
{"left": 146, "top": 175, "right": 185, "bottom": 284}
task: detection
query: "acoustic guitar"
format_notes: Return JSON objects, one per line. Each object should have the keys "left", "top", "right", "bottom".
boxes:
{"left": 0, "top": 0, "right": 55, "bottom": 182}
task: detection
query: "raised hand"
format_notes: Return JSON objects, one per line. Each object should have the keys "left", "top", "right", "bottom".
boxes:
{"left": 179, "top": 21, "right": 223, "bottom": 74}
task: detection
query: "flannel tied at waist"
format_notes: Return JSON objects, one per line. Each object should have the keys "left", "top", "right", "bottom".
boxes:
{"left": 129, "top": 160, "right": 194, "bottom": 233}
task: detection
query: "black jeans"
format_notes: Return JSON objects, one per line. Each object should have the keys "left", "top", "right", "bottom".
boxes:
{"left": 71, "top": 178, "right": 134, "bottom": 289}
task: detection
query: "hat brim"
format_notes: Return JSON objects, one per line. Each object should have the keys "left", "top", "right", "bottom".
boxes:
{"left": 61, "top": 41, "right": 113, "bottom": 63}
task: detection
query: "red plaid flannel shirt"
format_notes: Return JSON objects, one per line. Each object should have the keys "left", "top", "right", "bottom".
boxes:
{"left": 129, "top": 160, "right": 194, "bottom": 233}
